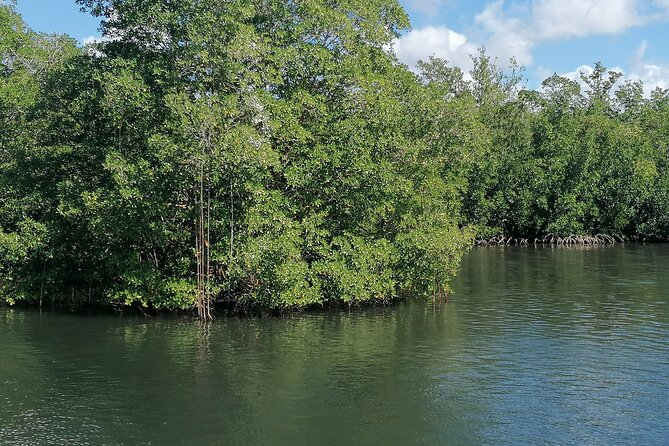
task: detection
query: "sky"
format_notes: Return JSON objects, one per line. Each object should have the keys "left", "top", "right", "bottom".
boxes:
{"left": 13, "top": 0, "right": 669, "bottom": 92}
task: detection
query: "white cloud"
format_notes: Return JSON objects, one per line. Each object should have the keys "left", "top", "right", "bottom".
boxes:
{"left": 560, "top": 64, "right": 624, "bottom": 85}
{"left": 393, "top": 25, "right": 478, "bottom": 72}
{"left": 654, "top": 0, "right": 669, "bottom": 11}
{"left": 393, "top": 1, "right": 669, "bottom": 91}
{"left": 632, "top": 38, "right": 649, "bottom": 70}
{"left": 532, "top": 0, "right": 645, "bottom": 40}
{"left": 474, "top": 0, "right": 534, "bottom": 65}
{"left": 475, "top": 0, "right": 654, "bottom": 66}
{"left": 630, "top": 64, "right": 669, "bottom": 93}
{"left": 536, "top": 66, "right": 553, "bottom": 82}
{"left": 555, "top": 43, "right": 669, "bottom": 97}
{"left": 628, "top": 40, "right": 669, "bottom": 94}
{"left": 560, "top": 64, "right": 594, "bottom": 83}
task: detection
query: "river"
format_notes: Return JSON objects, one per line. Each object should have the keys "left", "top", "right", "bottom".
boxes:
{"left": 2, "top": 245, "right": 668, "bottom": 445}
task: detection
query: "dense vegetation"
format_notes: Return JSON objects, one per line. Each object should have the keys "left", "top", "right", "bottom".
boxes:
{"left": 1, "top": 1, "right": 668, "bottom": 315}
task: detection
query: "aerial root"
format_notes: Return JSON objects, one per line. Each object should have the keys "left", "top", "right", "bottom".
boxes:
{"left": 474, "top": 233, "right": 625, "bottom": 246}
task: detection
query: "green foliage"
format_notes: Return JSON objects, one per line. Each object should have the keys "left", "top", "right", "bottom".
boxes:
{"left": 449, "top": 55, "right": 669, "bottom": 241}
{"left": 0, "top": 219, "right": 48, "bottom": 304}
{"left": 0, "top": 0, "right": 469, "bottom": 312}
{"left": 3, "top": 2, "right": 669, "bottom": 314}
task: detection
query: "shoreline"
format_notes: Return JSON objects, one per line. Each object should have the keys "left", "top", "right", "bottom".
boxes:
{"left": 3, "top": 242, "right": 667, "bottom": 317}
{"left": 473, "top": 234, "right": 669, "bottom": 246}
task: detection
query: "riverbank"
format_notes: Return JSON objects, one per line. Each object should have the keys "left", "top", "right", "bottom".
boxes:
{"left": 4, "top": 239, "right": 668, "bottom": 317}
{"left": 474, "top": 234, "right": 669, "bottom": 246}
{"left": 0, "top": 286, "right": 425, "bottom": 318}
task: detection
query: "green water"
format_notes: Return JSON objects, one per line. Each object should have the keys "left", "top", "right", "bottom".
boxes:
{"left": 2, "top": 245, "right": 669, "bottom": 445}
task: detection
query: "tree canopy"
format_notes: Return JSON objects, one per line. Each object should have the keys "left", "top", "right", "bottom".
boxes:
{"left": 1, "top": 1, "right": 668, "bottom": 316}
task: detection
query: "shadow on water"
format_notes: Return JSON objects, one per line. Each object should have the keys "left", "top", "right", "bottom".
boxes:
{"left": 1, "top": 245, "right": 669, "bottom": 445}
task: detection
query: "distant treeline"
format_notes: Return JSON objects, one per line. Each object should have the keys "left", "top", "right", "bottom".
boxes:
{"left": 1, "top": 1, "right": 668, "bottom": 315}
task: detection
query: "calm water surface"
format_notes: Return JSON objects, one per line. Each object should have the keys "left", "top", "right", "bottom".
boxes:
{"left": 2, "top": 245, "right": 669, "bottom": 445}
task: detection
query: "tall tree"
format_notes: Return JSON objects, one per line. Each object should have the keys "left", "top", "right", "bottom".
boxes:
{"left": 0, "top": 2, "right": 79, "bottom": 304}
{"left": 1, "top": 0, "right": 470, "bottom": 314}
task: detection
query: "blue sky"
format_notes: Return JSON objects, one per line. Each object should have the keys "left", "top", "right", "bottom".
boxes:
{"left": 14, "top": 0, "right": 669, "bottom": 91}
